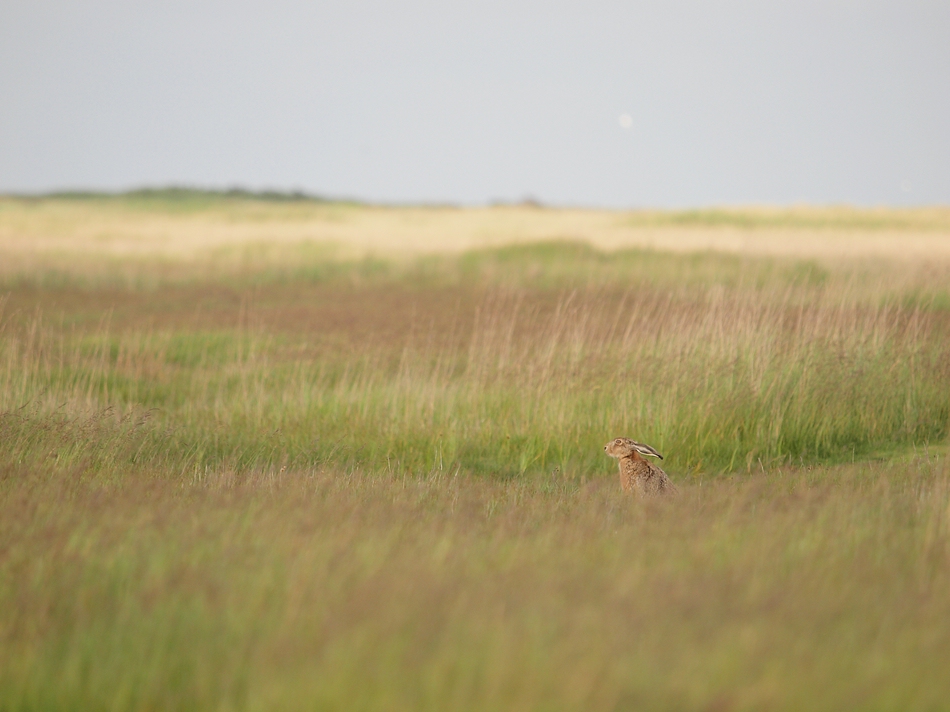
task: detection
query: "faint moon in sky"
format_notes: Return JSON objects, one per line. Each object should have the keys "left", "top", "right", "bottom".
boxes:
{"left": 618, "top": 114, "right": 633, "bottom": 129}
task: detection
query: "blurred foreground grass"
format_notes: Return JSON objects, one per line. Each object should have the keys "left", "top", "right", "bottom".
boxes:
{"left": 3, "top": 460, "right": 950, "bottom": 711}
{"left": 2, "top": 197, "right": 950, "bottom": 710}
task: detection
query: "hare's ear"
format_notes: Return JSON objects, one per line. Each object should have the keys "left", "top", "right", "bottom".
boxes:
{"left": 632, "top": 441, "right": 663, "bottom": 460}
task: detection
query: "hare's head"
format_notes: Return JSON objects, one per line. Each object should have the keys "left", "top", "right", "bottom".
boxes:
{"left": 604, "top": 437, "right": 664, "bottom": 460}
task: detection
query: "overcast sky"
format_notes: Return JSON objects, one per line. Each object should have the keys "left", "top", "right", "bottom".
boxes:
{"left": 1, "top": 1, "right": 948, "bottom": 207}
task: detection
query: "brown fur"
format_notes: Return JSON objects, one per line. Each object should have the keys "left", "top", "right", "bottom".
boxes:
{"left": 604, "top": 437, "right": 676, "bottom": 495}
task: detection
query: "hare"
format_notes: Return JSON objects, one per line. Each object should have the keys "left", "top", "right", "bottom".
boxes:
{"left": 604, "top": 437, "right": 676, "bottom": 495}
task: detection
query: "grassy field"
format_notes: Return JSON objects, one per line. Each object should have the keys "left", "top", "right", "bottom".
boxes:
{"left": 2, "top": 195, "right": 950, "bottom": 710}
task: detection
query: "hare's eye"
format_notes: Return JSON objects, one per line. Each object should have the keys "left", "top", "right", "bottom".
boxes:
{"left": 615, "top": 439, "right": 621, "bottom": 444}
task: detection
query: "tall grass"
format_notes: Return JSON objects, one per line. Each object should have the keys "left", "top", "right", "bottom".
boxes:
{"left": 3, "top": 226, "right": 950, "bottom": 710}
{"left": 2, "top": 254, "right": 948, "bottom": 480}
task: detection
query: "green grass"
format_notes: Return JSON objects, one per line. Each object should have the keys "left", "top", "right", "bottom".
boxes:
{"left": 3, "top": 258, "right": 948, "bottom": 479}
{"left": 2, "top": 225, "right": 950, "bottom": 710}
{"left": 624, "top": 206, "right": 950, "bottom": 231}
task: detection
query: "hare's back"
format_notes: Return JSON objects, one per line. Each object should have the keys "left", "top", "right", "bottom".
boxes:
{"left": 637, "top": 461, "right": 676, "bottom": 496}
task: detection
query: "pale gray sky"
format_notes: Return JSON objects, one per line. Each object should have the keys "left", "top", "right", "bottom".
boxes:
{"left": 1, "top": 1, "right": 948, "bottom": 207}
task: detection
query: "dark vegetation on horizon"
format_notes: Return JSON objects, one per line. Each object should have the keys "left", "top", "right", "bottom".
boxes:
{"left": 7, "top": 185, "right": 334, "bottom": 204}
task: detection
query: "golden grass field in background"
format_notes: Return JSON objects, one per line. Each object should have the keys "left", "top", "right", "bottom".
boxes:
{"left": 3, "top": 196, "right": 950, "bottom": 262}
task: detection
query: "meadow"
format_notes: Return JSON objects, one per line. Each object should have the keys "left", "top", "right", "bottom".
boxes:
{"left": 2, "top": 194, "right": 950, "bottom": 711}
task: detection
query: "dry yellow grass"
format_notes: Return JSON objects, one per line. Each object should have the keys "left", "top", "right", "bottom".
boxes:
{"left": 2, "top": 197, "right": 950, "bottom": 266}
